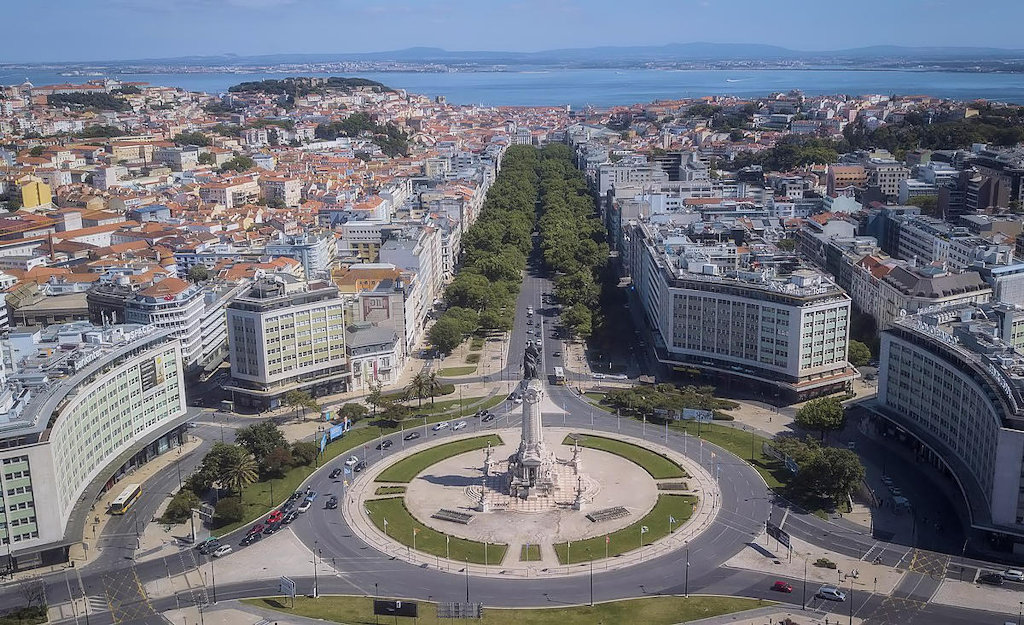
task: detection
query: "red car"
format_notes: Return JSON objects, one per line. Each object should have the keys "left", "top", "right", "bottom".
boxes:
{"left": 772, "top": 581, "right": 794, "bottom": 593}
{"left": 266, "top": 510, "right": 283, "bottom": 524}
{"left": 247, "top": 523, "right": 264, "bottom": 535}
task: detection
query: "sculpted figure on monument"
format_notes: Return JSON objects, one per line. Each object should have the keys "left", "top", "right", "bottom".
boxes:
{"left": 523, "top": 342, "right": 540, "bottom": 379}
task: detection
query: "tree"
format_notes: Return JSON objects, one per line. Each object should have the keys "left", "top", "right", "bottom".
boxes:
{"left": 18, "top": 580, "right": 46, "bottom": 609}
{"left": 291, "top": 441, "right": 317, "bottom": 466}
{"left": 284, "top": 390, "right": 318, "bottom": 420}
{"left": 174, "top": 131, "right": 211, "bottom": 147}
{"left": 406, "top": 372, "right": 430, "bottom": 407}
{"left": 220, "top": 451, "right": 258, "bottom": 499}
{"left": 907, "top": 194, "right": 939, "bottom": 217}
{"left": 338, "top": 402, "right": 369, "bottom": 424}
{"left": 428, "top": 317, "right": 466, "bottom": 355}
{"left": 263, "top": 446, "right": 293, "bottom": 478}
{"left": 187, "top": 264, "right": 210, "bottom": 283}
{"left": 813, "top": 447, "right": 866, "bottom": 504}
{"left": 776, "top": 238, "right": 796, "bottom": 251}
{"left": 162, "top": 489, "right": 199, "bottom": 524}
{"left": 234, "top": 421, "right": 287, "bottom": 466}
{"left": 198, "top": 152, "right": 216, "bottom": 165}
{"left": 28, "top": 146, "right": 44, "bottom": 157}
{"left": 847, "top": 340, "right": 872, "bottom": 367}
{"left": 794, "top": 397, "right": 846, "bottom": 440}
{"left": 426, "top": 372, "right": 442, "bottom": 405}
{"left": 366, "top": 382, "right": 386, "bottom": 417}
{"left": 214, "top": 498, "right": 245, "bottom": 524}
{"left": 220, "top": 154, "right": 255, "bottom": 173}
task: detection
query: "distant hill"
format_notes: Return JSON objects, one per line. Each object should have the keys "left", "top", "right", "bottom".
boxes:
{"left": 40, "top": 43, "right": 1024, "bottom": 68}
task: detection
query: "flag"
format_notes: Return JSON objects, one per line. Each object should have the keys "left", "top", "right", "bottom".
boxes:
{"left": 711, "top": 451, "right": 716, "bottom": 459}
{"left": 413, "top": 527, "right": 420, "bottom": 535}
{"left": 669, "top": 515, "right": 677, "bottom": 524}
{"left": 605, "top": 535, "right": 610, "bottom": 545}
{"left": 640, "top": 525, "right": 649, "bottom": 534}
{"left": 446, "top": 534, "right": 450, "bottom": 547}
{"left": 383, "top": 518, "right": 388, "bottom": 529}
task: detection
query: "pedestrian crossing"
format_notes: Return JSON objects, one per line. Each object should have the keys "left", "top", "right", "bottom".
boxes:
{"left": 86, "top": 594, "right": 109, "bottom": 615}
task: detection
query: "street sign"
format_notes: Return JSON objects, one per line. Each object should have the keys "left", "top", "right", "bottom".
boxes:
{"left": 437, "top": 602, "right": 483, "bottom": 619}
{"left": 374, "top": 600, "right": 418, "bottom": 617}
{"left": 765, "top": 522, "right": 791, "bottom": 548}
{"left": 682, "top": 408, "right": 713, "bottom": 423}
{"left": 279, "top": 576, "right": 296, "bottom": 598}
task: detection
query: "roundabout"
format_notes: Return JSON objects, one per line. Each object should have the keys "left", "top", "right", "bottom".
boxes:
{"left": 342, "top": 378, "right": 722, "bottom": 577}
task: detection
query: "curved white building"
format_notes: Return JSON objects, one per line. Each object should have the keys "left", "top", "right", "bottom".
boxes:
{"left": 0, "top": 323, "right": 188, "bottom": 570}
{"left": 878, "top": 306, "right": 1024, "bottom": 545}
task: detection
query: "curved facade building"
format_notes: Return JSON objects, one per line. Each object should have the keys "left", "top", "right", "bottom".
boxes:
{"left": 0, "top": 323, "right": 188, "bottom": 570}
{"left": 878, "top": 306, "right": 1024, "bottom": 541}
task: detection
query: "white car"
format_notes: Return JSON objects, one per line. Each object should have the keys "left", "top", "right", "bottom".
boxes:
{"left": 1003, "top": 569, "right": 1024, "bottom": 581}
{"left": 212, "top": 545, "right": 232, "bottom": 557}
{"left": 297, "top": 499, "right": 313, "bottom": 513}
{"left": 453, "top": 421, "right": 467, "bottom": 431}
{"left": 816, "top": 585, "right": 846, "bottom": 602}
{"left": 513, "top": 397, "right": 523, "bottom": 404}
{"left": 344, "top": 455, "right": 359, "bottom": 467}
{"left": 432, "top": 421, "right": 450, "bottom": 431}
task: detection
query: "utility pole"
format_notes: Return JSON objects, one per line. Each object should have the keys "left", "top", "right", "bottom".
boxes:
{"left": 313, "top": 540, "right": 319, "bottom": 598}
{"left": 684, "top": 547, "right": 690, "bottom": 597}
{"left": 802, "top": 559, "right": 807, "bottom": 610}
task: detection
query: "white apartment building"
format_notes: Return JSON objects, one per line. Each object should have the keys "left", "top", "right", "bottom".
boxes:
{"left": 0, "top": 324, "right": 187, "bottom": 571}
{"left": 878, "top": 307, "right": 1024, "bottom": 546}
{"left": 260, "top": 176, "right": 302, "bottom": 207}
{"left": 226, "top": 277, "right": 349, "bottom": 409}
{"left": 125, "top": 277, "right": 205, "bottom": 369}
{"left": 265, "top": 231, "right": 337, "bottom": 280}
{"left": 624, "top": 219, "right": 855, "bottom": 400}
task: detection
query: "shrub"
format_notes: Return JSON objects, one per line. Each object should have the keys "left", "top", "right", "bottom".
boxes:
{"left": 291, "top": 441, "right": 317, "bottom": 466}
{"left": 466, "top": 353, "right": 480, "bottom": 364}
{"left": 160, "top": 490, "right": 199, "bottom": 524}
{"left": 215, "top": 498, "right": 244, "bottom": 524}
{"left": 814, "top": 557, "right": 837, "bottom": 569}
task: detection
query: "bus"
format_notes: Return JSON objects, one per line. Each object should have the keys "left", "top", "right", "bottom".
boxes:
{"left": 109, "top": 483, "right": 142, "bottom": 515}
{"left": 552, "top": 366, "right": 566, "bottom": 385}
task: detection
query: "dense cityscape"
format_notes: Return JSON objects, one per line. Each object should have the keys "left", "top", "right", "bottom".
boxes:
{"left": 4, "top": 7, "right": 1024, "bottom": 625}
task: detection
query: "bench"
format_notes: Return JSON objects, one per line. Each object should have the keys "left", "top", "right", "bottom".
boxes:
{"left": 586, "top": 506, "right": 630, "bottom": 523}
{"left": 431, "top": 509, "right": 474, "bottom": 525}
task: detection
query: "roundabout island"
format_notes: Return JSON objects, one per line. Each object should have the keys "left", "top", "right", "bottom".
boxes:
{"left": 343, "top": 375, "right": 721, "bottom": 578}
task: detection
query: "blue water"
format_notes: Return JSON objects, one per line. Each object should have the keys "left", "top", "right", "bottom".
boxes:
{"left": 2, "top": 68, "right": 1023, "bottom": 106}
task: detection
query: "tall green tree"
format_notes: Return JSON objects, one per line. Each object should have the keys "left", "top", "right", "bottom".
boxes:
{"left": 847, "top": 340, "right": 872, "bottom": 367}
{"left": 220, "top": 451, "right": 258, "bottom": 499}
{"left": 794, "top": 397, "right": 846, "bottom": 441}
{"left": 234, "top": 421, "right": 287, "bottom": 466}
{"left": 406, "top": 372, "right": 430, "bottom": 407}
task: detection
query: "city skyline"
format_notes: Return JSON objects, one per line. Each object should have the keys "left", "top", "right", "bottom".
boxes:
{"left": 7, "top": 0, "right": 1024, "bottom": 63}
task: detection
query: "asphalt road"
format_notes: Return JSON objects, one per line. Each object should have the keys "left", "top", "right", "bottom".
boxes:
{"left": 3, "top": 261, "right": 1017, "bottom": 625}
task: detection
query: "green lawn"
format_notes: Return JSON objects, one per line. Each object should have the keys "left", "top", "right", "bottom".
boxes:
{"left": 520, "top": 543, "right": 541, "bottom": 561}
{"left": 562, "top": 434, "right": 686, "bottom": 479}
{"left": 374, "top": 486, "right": 406, "bottom": 496}
{"left": 244, "top": 595, "right": 767, "bottom": 624}
{"left": 466, "top": 353, "right": 481, "bottom": 364}
{"left": 553, "top": 494, "right": 696, "bottom": 564}
{"left": 375, "top": 434, "right": 503, "bottom": 483}
{"left": 470, "top": 336, "right": 485, "bottom": 351}
{"left": 364, "top": 497, "right": 507, "bottom": 565}
{"left": 412, "top": 395, "right": 484, "bottom": 414}
{"left": 671, "top": 421, "right": 788, "bottom": 489}
{"left": 438, "top": 365, "right": 478, "bottom": 376}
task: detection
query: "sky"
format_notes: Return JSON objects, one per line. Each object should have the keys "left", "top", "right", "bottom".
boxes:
{"left": 6, "top": 0, "right": 1023, "bottom": 63}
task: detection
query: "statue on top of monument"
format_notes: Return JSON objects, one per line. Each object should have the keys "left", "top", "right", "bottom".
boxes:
{"left": 523, "top": 342, "right": 541, "bottom": 379}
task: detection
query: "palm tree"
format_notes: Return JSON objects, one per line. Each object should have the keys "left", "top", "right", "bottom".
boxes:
{"left": 426, "top": 372, "right": 442, "bottom": 406}
{"left": 221, "top": 452, "right": 258, "bottom": 500}
{"left": 406, "top": 372, "right": 429, "bottom": 407}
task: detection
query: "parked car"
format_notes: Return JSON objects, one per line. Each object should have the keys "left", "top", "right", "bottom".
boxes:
{"left": 816, "top": 585, "right": 846, "bottom": 602}
{"left": 354, "top": 460, "right": 367, "bottom": 472}
{"left": 453, "top": 420, "right": 467, "bottom": 431}
{"left": 344, "top": 455, "right": 359, "bottom": 467}
{"left": 212, "top": 545, "right": 232, "bottom": 557}
{"left": 771, "top": 581, "right": 793, "bottom": 593}
{"left": 482, "top": 414, "right": 496, "bottom": 423}
{"left": 432, "top": 421, "right": 450, "bottom": 431}
{"left": 979, "top": 572, "right": 1005, "bottom": 586}
{"left": 329, "top": 468, "right": 342, "bottom": 479}
{"left": 282, "top": 511, "right": 299, "bottom": 525}
{"left": 240, "top": 533, "right": 261, "bottom": 546}
{"left": 377, "top": 439, "right": 393, "bottom": 450}
{"left": 248, "top": 523, "right": 265, "bottom": 535}
{"left": 297, "top": 499, "right": 313, "bottom": 513}
{"left": 267, "top": 510, "right": 283, "bottom": 524}
{"left": 1003, "top": 569, "right": 1024, "bottom": 582}
{"left": 404, "top": 431, "right": 421, "bottom": 441}
{"left": 326, "top": 496, "right": 338, "bottom": 509}
{"left": 263, "top": 521, "right": 282, "bottom": 535}
{"left": 281, "top": 501, "right": 296, "bottom": 514}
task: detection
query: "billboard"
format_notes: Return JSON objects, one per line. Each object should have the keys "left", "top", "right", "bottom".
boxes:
{"left": 681, "top": 409, "right": 713, "bottom": 423}
{"left": 329, "top": 423, "right": 346, "bottom": 441}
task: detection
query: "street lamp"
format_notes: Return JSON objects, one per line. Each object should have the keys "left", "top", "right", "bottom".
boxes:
{"left": 802, "top": 558, "right": 807, "bottom": 611}
{"left": 684, "top": 547, "right": 690, "bottom": 598}
{"left": 312, "top": 540, "right": 319, "bottom": 598}
{"left": 586, "top": 548, "right": 594, "bottom": 606}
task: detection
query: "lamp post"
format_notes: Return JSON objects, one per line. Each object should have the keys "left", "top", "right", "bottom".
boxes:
{"left": 465, "top": 558, "right": 470, "bottom": 602}
{"left": 684, "top": 547, "right": 690, "bottom": 598}
{"left": 209, "top": 555, "right": 217, "bottom": 604}
{"left": 802, "top": 558, "right": 807, "bottom": 610}
{"left": 312, "top": 540, "right": 319, "bottom": 598}
{"left": 587, "top": 548, "right": 594, "bottom": 606}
